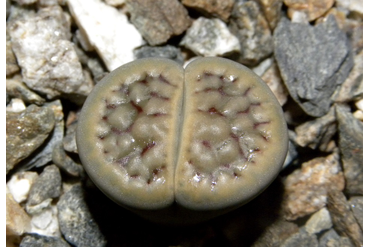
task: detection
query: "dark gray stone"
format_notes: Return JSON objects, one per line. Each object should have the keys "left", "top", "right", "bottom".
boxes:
{"left": 229, "top": 1, "right": 273, "bottom": 66}
{"left": 327, "top": 190, "right": 363, "bottom": 247}
{"left": 126, "top": 0, "right": 191, "bottom": 46}
{"left": 281, "top": 228, "right": 318, "bottom": 247}
{"left": 6, "top": 104, "right": 55, "bottom": 173}
{"left": 134, "top": 45, "right": 184, "bottom": 65}
{"left": 53, "top": 141, "right": 84, "bottom": 177}
{"left": 57, "top": 185, "right": 107, "bottom": 247}
{"left": 20, "top": 233, "right": 70, "bottom": 247}
{"left": 274, "top": 16, "right": 353, "bottom": 117}
{"left": 27, "top": 165, "right": 61, "bottom": 206}
{"left": 336, "top": 104, "right": 363, "bottom": 195}
{"left": 20, "top": 100, "right": 64, "bottom": 170}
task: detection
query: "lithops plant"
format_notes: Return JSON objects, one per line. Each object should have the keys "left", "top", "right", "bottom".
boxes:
{"left": 77, "top": 57, "right": 288, "bottom": 224}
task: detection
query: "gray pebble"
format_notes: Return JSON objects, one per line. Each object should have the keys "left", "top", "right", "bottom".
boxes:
{"left": 229, "top": 1, "right": 273, "bottom": 66}
{"left": 274, "top": 16, "right": 353, "bottom": 117}
{"left": 27, "top": 165, "right": 62, "bottom": 206}
{"left": 53, "top": 141, "right": 84, "bottom": 177}
{"left": 57, "top": 185, "right": 107, "bottom": 247}
{"left": 336, "top": 104, "right": 363, "bottom": 195}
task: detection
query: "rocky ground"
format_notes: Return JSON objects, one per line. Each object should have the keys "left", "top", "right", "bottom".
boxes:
{"left": 6, "top": 0, "right": 363, "bottom": 246}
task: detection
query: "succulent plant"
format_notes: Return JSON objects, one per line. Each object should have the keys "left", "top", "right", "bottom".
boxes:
{"left": 77, "top": 57, "right": 288, "bottom": 224}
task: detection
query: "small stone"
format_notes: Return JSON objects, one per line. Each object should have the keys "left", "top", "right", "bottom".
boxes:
{"left": 29, "top": 204, "right": 60, "bottom": 237}
{"left": 261, "top": 62, "right": 288, "bottom": 106}
{"left": 229, "top": 1, "right": 273, "bottom": 66}
{"left": 332, "top": 51, "right": 363, "bottom": 103}
{"left": 7, "top": 171, "right": 38, "bottom": 203}
{"left": 336, "top": 0, "right": 363, "bottom": 16}
{"left": 181, "top": 17, "right": 240, "bottom": 57}
{"left": 284, "top": 0, "right": 335, "bottom": 22}
{"left": 348, "top": 196, "right": 363, "bottom": 230}
{"left": 294, "top": 107, "right": 337, "bottom": 152}
{"left": 6, "top": 98, "right": 26, "bottom": 113}
{"left": 52, "top": 141, "right": 84, "bottom": 177}
{"left": 20, "top": 234, "right": 70, "bottom": 247}
{"left": 327, "top": 190, "right": 363, "bottom": 247}
{"left": 6, "top": 77, "right": 45, "bottom": 106}
{"left": 305, "top": 207, "right": 332, "bottom": 235}
{"left": 57, "top": 185, "right": 107, "bottom": 247}
{"left": 354, "top": 99, "right": 363, "bottom": 111}
{"left": 252, "top": 57, "right": 273, "bottom": 76}
{"left": 19, "top": 101, "right": 64, "bottom": 171}
{"left": 134, "top": 45, "right": 184, "bottom": 65}
{"left": 282, "top": 152, "right": 345, "bottom": 220}
{"left": 291, "top": 11, "right": 310, "bottom": 24}
{"left": 126, "top": 0, "right": 191, "bottom": 46}
{"left": 27, "top": 165, "right": 62, "bottom": 207}
{"left": 182, "top": 0, "right": 235, "bottom": 21}
{"left": 6, "top": 105, "right": 55, "bottom": 173}
{"left": 352, "top": 110, "right": 363, "bottom": 122}
{"left": 8, "top": 6, "right": 91, "bottom": 99}
{"left": 251, "top": 219, "right": 299, "bottom": 247}
{"left": 6, "top": 187, "right": 31, "bottom": 244}
{"left": 63, "top": 120, "right": 78, "bottom": 154}
{"left": 274, "top": 16, "right": 353, "bottom": 117}
{"left": 67, "top": 0, "right": 144, "bottom": 71}
{"left": 336, "top": 104, "right": 363, "bottom": 195}
{"left": 281, "top": 228, "right": 319, "bottom": 247}
{"left": 6, "top": 40, "right": 20, "bottom": 76}
{"left": 256, "top": 0, "right": 283, "bottom": 30}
